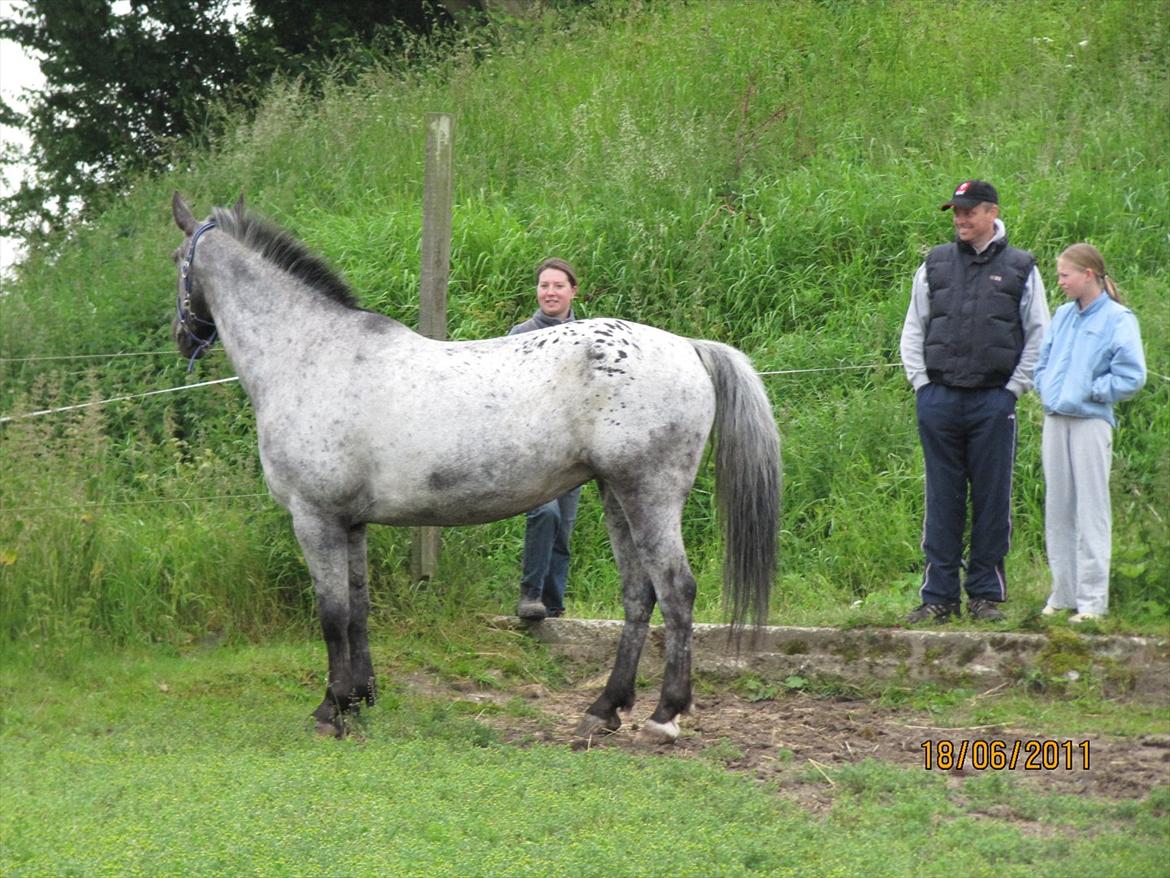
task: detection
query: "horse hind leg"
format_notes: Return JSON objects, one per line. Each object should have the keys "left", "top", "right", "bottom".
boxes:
{"left": 576, "top": 482, "right": 658, "bottom": 742}
{"left": 614, "top": 490, "right": 697, "bottom": 746}
{"left": 639, "top": 544, "right": 696, "bottom": 745}
{"left": 637, "top": 554, "right": 695, "bottom": 745}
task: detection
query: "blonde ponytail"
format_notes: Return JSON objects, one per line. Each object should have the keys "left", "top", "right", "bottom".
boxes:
{"left": 1101, "top": 273, "right": 1122, "bottom": 304}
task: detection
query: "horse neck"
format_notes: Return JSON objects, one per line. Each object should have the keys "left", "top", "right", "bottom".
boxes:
{"left": 197, "top": 233, "right": 350, "bottom": 384}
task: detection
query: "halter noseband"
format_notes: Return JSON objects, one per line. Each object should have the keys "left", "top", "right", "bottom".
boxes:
{"left": 177, "top": 220, "right": 219, "bottom": 371}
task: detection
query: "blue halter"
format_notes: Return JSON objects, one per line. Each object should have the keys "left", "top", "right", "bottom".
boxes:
{"left": 176, "top": 220, "right": 219, "bottom": 372}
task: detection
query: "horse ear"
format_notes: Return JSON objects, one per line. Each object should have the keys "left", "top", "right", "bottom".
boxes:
{"left": 172, "top": 192, "right": 197, "bottom": 234}
{"left": 233, "top": 193, "right": 245, "bottom": 220}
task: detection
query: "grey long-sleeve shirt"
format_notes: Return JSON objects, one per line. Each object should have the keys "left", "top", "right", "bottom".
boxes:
{"left": 899, "top": 219, "right": 1050, "bottom": 398}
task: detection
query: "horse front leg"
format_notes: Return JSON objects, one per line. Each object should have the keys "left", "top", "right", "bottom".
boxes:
{"left": 347, "top": 523, "right": 376, "bottom": 708}
{"left": 292, "top": 510, "right": 354, "bottom": 736}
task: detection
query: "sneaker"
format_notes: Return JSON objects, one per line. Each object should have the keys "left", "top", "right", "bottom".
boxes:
{"left": 545, "top": 608, "right": 565, "bottom": 618}
{"left": 1070, "top": 612, "right": 1101, "bottom": 624}
{"left": 516, "top": 598, "right": 548, "bottom": 620}
{"left": 906, "top": 602, "right": 960, "bottom": 623}
{"left": 968, "top": 599, "right": 1005, "bottom": 621}
{"left": 1041, "top": 605, "right": 1060, "bottom": 616}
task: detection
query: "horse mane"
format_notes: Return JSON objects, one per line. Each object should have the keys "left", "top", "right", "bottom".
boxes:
{"left": 212, "top": 205, "right": 360, "bottom": 309}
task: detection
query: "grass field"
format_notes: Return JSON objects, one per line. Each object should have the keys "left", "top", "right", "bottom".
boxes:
{"left": 2, "top": 634, "right": 1167, "bottom": 878}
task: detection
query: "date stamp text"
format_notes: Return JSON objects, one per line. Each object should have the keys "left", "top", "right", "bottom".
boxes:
{"left": 920, "top": 739, "right": 1090, "bottom": 771}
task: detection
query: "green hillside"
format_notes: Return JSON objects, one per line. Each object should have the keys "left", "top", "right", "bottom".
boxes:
{"left": 2, "top": 0, "right": 1167, "bottom": 644}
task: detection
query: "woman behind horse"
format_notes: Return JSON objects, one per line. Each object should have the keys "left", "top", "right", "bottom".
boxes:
{"left": 509, "top": 257, "right": 584, "bottom": 621}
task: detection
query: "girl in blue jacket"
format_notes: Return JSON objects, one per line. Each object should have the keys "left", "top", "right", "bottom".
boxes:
{"left": 1034, "top": 243, "right": 1146, "bottom": 621}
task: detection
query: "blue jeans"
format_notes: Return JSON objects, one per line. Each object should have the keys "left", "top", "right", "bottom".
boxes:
{"left": 520, "top": 488, "right": 581, "bottom": 613}
{"left": 916, "top": 384, "right": 1018, "bottom": 604}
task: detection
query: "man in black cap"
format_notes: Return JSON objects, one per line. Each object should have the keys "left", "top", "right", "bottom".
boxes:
{"left": 900, "top": 180, "right": 1050, "bottom": 623}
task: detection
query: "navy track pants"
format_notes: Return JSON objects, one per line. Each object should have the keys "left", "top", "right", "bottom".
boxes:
{"left": 915, "top": 383, "right": 1018, "bottom": 604}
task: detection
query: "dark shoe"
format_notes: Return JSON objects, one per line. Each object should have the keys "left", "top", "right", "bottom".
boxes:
{"left": 545, "top": 608, "right": 565, "bottom": 618}
{"left": 906, "top": 602, "right": 960, "bottom": 624}
{"left": 968, "top": 599, "right": 1005, "bottom": 621}
{"left": 516, "top": 598, "right": 547, "bottom": 620}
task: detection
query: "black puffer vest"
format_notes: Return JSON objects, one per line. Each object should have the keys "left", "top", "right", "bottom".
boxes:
{"left": 924, "top": 236, "right": 1035, "bottom": 388}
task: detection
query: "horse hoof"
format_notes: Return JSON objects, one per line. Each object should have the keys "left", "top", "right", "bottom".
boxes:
{"left": 637, "top": 718, "right": 680, "bottom": 745}
{"left": 575, "top": 713, "right": 619, "bottom": 740}
{"left": 314, "top": 720, "right": 343, "bottom": 738}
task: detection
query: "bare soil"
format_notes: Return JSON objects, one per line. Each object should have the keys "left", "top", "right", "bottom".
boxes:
{"left": 407, "top": 671, "right": 1170, "bottom": 814}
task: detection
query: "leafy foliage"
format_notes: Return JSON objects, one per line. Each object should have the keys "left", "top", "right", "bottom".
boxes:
{"left": 0, "top": 0, "right": 462, "bottom": 237}
{"left": 2, "top": 0, "right": 244, "bottom": 233}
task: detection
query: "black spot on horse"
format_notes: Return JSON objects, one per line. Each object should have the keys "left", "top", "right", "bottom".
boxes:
{"left": 361, "top": 313, "right": 395, "bottom": 335}
{"left": 428, "top": 468, "right": 463, "bottom": 491}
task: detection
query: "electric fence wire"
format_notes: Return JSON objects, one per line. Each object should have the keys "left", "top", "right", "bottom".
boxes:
{"left": 2, "top": 356, "right": 1166, "bottom": 515}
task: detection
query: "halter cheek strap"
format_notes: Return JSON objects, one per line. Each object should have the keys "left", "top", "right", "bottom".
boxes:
{"left": 177, "top": 220, "right": 219, "bottom": 372}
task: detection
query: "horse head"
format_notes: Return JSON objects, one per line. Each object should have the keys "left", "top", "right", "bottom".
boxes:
{"left": 170, "top": 192, "right": 243, "bottom": 367}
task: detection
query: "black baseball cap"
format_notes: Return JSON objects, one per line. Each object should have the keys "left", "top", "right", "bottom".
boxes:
{"left": 940, "top": 179, "right": 998, "bottom": 210}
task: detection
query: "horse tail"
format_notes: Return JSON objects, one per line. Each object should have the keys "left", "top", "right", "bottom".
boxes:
{"left": 691, "top": 340, "right": 781, "bottom": 636}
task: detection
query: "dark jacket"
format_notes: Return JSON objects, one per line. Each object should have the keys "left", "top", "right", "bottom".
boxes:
{"left": 923, "top": 237, "right": 1036, "bottom": 388}
{"left": 508, "top": 308, "right": 575, "bottom": 336}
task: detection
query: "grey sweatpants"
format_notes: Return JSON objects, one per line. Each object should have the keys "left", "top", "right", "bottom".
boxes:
{"left": 1042, "top": 414, "right": 1113, "bottom": 615}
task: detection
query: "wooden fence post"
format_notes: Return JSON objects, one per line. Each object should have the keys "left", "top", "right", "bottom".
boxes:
{"left": 412, "top": 112, "right": 455, "bottom": 582}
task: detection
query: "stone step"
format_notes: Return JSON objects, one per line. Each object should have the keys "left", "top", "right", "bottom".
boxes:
{"left": 497, "top": 617, "right": 1169, "bottom": 701}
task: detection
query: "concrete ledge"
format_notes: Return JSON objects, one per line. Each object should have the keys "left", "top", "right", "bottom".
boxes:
{"left": 499, "top": 618, "right": 1170, "bottom": 702}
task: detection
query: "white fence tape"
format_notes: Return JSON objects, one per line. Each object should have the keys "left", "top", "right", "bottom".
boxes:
{"left": 2, "top": 360, "right": 1166, "bottom": 425}
{"left": 0, "top": 376, "right": 240, "bottom": 424}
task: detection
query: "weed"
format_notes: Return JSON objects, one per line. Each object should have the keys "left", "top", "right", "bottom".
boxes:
{"left": 737, "top": 674, "right": 779, "bottom": 702}
{"left": 700, "top": 737, "right": 745, "bottom": 768}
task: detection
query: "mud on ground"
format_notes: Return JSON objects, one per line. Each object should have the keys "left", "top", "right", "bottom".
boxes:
{"left": 406, "top": 671, "right": 1170, "bottom": 815}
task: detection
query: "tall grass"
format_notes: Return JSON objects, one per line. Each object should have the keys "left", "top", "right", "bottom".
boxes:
{"left": 2, "top": 0, "right": 1167, "bottom": 645}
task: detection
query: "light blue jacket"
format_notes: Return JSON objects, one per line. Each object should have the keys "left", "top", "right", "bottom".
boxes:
{"left": 1034, "top": 293, "right": 1146, "bottom": 427}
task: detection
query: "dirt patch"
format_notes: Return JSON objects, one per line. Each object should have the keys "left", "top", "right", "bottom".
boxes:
{"left": 403, "top": 671, "right": 1170, "bottom": 813}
